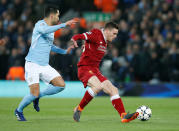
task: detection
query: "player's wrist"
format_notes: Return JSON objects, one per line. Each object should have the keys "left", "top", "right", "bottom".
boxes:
{"left": 65, "top": 21, "right": 70, "bottom": 26}
{"left": 58, "top": 23, "right": 66, "bottom": 28}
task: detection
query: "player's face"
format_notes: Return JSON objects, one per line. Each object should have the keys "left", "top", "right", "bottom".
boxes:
{"left": 51, "top": 10, "right": 60, "bottom": 25}
{"left": 107, "top": 28, "right": 118, "bottom": 42}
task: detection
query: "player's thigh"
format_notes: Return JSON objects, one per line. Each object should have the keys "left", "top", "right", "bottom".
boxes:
{"left": 87, "top": 76, "right": 103, "bottom": 94}
{"left": 40, "top": 65, "right": 61, "bottom": 85}
{"left": 25, "top": 61, "right": 40, "bottom": 85}
{"left": 50, "top": 76, "right": 65, "bottom": 87}
{"left": 101, "top": 80, "right": 119, "bottom": 96}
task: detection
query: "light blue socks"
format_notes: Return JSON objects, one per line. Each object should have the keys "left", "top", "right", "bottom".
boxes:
{"left": 39, "top": 84, "right": 65, "bottom": 98}
{"left": 17, "top": 84, "right": 64, "bottom": 112}
{"left": 17, "top": 94, "right": 37, "bottom": 112}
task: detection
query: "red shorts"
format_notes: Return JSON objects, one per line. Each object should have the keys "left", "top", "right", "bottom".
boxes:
{"left": 78, "top": 66, "right": 107, "bottom": 88}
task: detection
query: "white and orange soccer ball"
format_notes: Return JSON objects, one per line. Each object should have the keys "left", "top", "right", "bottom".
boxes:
{"left": 136, "top": 105, "right": 152, "bottom": 121}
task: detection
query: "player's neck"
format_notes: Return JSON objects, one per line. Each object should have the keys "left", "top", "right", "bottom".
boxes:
{"left": 44, "top": 18, "right": 52, "bottom": 26}
{"left": 103, "top": 30, "right": 108, "bottom": 42}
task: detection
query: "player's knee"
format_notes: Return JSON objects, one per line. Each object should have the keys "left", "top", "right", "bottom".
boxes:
{"left": 33, "top": 92, "right": 40, "bottom": 97}
{"left": 54, "top": 82, "right": 65, "bottom": 88}
{"left": 60, "top": 82, "right": 65, "bottom": 87}
{"left": 29, "top": 84, "right": 40, "bottom": 97}
{"left": 102, "top": 83, "right": 119, "bottom": 96}
{"left": 30, "top": 89, "right": 40, "bottom": 97}
{"left": 91, "top": 86, "right": 102, "bottom": 94}
{"left": 112, "top": 86, "right": 119, "bottom": 95}
{"left": 96, "top": 87, "right": 102, "bottom": 94}
{"left": 107, "top": 85, "right": 118, "bottom": 96}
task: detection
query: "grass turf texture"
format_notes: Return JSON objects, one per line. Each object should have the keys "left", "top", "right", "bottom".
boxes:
{"left": 0, "top": 97, "right": 179, "bottom": 131}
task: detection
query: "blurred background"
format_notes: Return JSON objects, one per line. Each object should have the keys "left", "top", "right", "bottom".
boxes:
{"left": 0, "top": 0, "right": 179, "bottom": 97}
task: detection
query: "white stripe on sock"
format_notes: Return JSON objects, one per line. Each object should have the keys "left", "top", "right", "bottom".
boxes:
{"left": 87, "top": 88, "right": 96, "bottom": 97}
{"left": 110, "top": 94, "right": 120, "bottom": 101}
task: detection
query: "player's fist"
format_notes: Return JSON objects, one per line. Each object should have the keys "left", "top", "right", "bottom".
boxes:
{"left": 66, "top": 45, "right": 75, "bottom": 54}
{"left": 71, "top": 38, "right": 78, "bottom": 48}
{"left": 65, "top": 18, "right": 79, "bottom": 26}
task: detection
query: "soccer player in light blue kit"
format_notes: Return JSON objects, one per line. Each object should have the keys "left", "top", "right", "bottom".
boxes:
{"left": 14, "top": 5, "right": 78, "bottom": 121}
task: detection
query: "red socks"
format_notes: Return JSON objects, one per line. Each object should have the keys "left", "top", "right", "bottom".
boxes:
{"left": 78, "top": 88, "right": 95, "bottom": 111}
{"left": 111, "top": 95, "right": 125, "bottom": 116}
{"left": 78, "top": 89, "right": 125, "bottom": 117}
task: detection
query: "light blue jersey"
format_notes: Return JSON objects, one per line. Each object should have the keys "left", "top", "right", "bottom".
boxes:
{"left": 25, "top": 20, "right": 67, "bottom": 66}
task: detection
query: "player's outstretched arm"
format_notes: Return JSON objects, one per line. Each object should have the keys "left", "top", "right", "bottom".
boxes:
{"left": 38, "top": 18, "right": 79, "bottom": 34}
{"left": 38, "top": 23, "right": 66, "bottom": 34}
{"left": 51, "top": 44, "right": 74, "bottom": 54}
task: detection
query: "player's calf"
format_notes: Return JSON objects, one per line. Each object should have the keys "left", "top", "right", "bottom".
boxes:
{"left": 101, "top": 80, "right": 118, "bottom": 96}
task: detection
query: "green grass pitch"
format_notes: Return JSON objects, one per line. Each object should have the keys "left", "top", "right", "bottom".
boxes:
{"left": 0, "top": 97, "right": 179, "bottom": 131}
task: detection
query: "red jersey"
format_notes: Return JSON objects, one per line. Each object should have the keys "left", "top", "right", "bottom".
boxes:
{"left": 72, "top": 28, "right": 107, "bottom": 67}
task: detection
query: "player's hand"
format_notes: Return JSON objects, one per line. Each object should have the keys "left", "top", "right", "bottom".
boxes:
{"left": 0, "top": 38, "right": 6, "bottom": 46}
{"left": 71, "top": 38, "right": 78, "bottom": 47}
{"left": 65, "top": 18, "right": 80, "bottom": 26}
{"left": 66, "top": 45, "right": 75, "bottom": 54}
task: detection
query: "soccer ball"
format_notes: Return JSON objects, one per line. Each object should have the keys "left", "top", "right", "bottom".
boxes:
{"left": 136, "top": 105, "right": 152, "bottom": 121}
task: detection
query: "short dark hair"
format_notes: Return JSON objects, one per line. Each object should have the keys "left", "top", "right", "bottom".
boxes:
{"left": 44, "top": 5, "right": 59, "bottom": 17}
{"left": 104, "top": 22, "right": 119, "bottom": 30}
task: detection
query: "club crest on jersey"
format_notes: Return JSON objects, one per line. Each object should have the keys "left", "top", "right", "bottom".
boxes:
{"left": 89, "top": 70, "right": 93, "bottom": 74}
{"left": 40, "top": 23, "right": 45, "bottom": 26}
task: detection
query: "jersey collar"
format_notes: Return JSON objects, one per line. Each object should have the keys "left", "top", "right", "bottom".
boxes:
{"left": 101, "top": 28, "right": 107, "bottom": 43}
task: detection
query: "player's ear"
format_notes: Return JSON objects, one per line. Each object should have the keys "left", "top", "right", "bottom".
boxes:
{"left": 50, "top": 14, "right": 53, "bottom": 19}
{"left": 106, "top": 29, "right": 110, "bottom": 35}
{"left": 57, "top": 10, "right": 60, "bottom": 16}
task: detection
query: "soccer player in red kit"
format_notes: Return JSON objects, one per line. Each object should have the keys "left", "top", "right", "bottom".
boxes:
{"left": 71, "top": 22, "right": 139, "bottom": 123}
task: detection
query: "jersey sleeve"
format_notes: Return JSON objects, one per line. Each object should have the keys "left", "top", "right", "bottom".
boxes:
{"left": 82, "top": 29, "right": 99, "bottom": 43}
{"left": 37, "top": 22, "right": 66, "bottom": 34}
{"left": 72, "top": 29, "right": 99, "bottom": 43}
